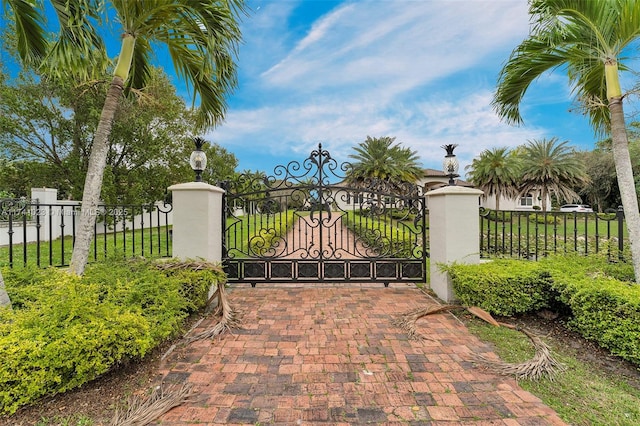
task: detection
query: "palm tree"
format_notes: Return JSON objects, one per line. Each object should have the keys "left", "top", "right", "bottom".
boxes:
{"left": 465, "top": 147, "right": 520, "bottom": 211}
{"left": 347, "top": 136, "right": 422, "bottom": 194}
{"left": 492, "top": 0, "right": 640, "bottom": 280}
{"left": 4, "top": 0, "right": 246, "bottom": 275}
{"left": 518, "top": 138, "right": 588, "bottom": 212}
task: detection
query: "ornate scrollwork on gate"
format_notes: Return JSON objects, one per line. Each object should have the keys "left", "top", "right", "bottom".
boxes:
{"left": 222, "top": 144, "right": 428, "bottom": 284}
{"left": 0, "top": 198, "right": 29, "bottom": 221}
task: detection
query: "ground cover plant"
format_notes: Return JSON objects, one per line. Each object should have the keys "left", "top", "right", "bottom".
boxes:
{"left": 0, "top": 258, "right": 222, "bottom": 415}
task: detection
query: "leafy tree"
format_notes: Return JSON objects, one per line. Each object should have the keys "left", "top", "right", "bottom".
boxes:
{"left": 223, "top": 170, "right": 269, "bottom": 214}
{"left": 4, "top": 0, "right": 247, "bottom": 275}
{"left": 518, "top": 138, "right": 588, "bottom": 212}
{"left": 0, "top": 66, "right": 237, "bottom": 203}
{"left": 346, "top": 136, "right": 422, "bottom": 193}
{"left": 465, "top": 147, "right": 520, "bottom": 211}
{"left": 576, "top": 148, "right": 618, "bottom": 212}
{"left": 492, "top": 0, "right": 640, "bottom": 280}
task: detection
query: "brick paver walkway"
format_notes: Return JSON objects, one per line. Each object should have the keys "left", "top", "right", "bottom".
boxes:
{"left": 155, "top": 284, "right": 566, "bottom": 425}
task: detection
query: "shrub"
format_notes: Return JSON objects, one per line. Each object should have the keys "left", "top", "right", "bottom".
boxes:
{"left": 527, "top": 212, "right": 560, "bottom": 225}
{"left": 480, "top": 210, "right": 512, "bottom": 222}
{"left": 445, "top": 254, "right": 640, "bottom": 367}
{"left": 444, "top": 260, "right": 553, "bottom": 316}
{"left": 550, "top": 274, "right": 640, "bottom": 365}
{"left": 539, "top": 255, "right": 640, "bottom": 365}
{"left": 0, "top": 259, "right": 222, "bottom": 414}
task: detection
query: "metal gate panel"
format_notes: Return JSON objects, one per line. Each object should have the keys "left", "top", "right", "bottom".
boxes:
{"left": 221, "top": 144, "right": 428, "bottom": 286}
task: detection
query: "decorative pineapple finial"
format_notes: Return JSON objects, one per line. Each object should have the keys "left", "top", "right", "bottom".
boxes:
{"left": 441, "top": 144, "right": 459, "bottom": 185}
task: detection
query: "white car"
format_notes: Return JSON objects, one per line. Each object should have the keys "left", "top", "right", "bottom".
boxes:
{"left": 559, "top": 204, "right": 594, "bottom": 213}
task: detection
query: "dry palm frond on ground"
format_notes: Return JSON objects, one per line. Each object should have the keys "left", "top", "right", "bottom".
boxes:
{"left": 156, "top": 260, "right": 242, "bottom": 359}
{"left": 473, "top": 324, "right": 566, "bottom": 381}
{"left": 110, "top": 383, "right": 194, "bottom": 426}
{"left": 185, "top": 282, "right": 242, "bottom": 342}
{"left": 395, "top": 303, "right": 565, "bottom": 380}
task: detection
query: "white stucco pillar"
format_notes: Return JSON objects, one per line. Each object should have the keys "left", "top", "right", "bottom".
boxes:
{"left": 168, "top": 182, "right": 224, "bottom": 263}
{"left": 426, "top": 185, "right": 484, "bottom": 302}
{"left": 31, "top": 187, "right": 58, "bottom": 204}
{"left": 31, "top": 188, "right": 58, "bottom": 240}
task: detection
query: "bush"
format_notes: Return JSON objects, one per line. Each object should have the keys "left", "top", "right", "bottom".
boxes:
{"left": 0, "top": 259, "right": 223, "bottom": 414}
{"left": 527, "top": 212, "right": 560, "bottom": 225}
{"left": 539, "top": 255, "right": 639, "bottom": 365}
{"left": 445, "top": 260, "right": 553, "bottom": 316}
{"left": 445, "top": 254, "right": 640, "bottom": 366}
{"left": 481, "top": 209, "right": 511, "bottom": 222}
{"left": 552, "top": 274, "right": 640, "bottom": 365}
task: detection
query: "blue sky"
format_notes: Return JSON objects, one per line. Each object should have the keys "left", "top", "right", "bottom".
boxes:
{"left": 3, "top": 0, "right": 637, "bottom": 178}
{"left": 201, "top": 0, "right": 605, "bottom": 176}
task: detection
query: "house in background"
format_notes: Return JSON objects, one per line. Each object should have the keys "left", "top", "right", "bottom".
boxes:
{"left": 416, "top": 168, "right": 549, "bottom": 211}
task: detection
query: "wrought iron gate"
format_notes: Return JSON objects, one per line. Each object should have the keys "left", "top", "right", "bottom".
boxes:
{"left": 222, "top": 144, "right": 428, "bottom": 286}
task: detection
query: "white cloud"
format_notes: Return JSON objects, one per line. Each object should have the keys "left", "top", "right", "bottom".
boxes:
{"left": 215, "top": 0, "right": 580, "bottom": 174}
{"left": 261, "top": 1, "right": 529, "bottom": 95}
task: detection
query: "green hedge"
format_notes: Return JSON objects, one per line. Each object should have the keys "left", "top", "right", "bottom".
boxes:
{"left": 445, "top": 260, "right": 553, "bottom": 316}
{"left": 445, "top": 255, "right": 640, "bottom": 366}
{"left": 0, "top": 259, "right": 223, "bottom": 414}
{"left": 345, "top": 211, "right": 417, "bottom": 258}
{"left": 248, "top": 210, "right": 296, "bottom": 256}
{"left": 541, "top": 256, "right": 640, "bottom": 366}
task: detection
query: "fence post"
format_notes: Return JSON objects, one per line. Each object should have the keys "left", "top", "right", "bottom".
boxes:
{"left": 426, "top": 185, "right": 484, "bottom": 302}
{"left": 617, "top": 205, "right": 625, "bottom": 259}
{"left": 168, "top": 182, "right": 225, "bottom": 263}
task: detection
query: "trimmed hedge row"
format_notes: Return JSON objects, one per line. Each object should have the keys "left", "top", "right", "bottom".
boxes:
{"left": 0, "top": 259, "right": 223, "bottom": 415}
{"left": 445, "top": 260, "right": 553, "bottom": 316}
{"left": 345, "top": 211, "right": 417, "bottom": 258}
{"left": 248, "top": 210, "right": 296, "bottom": 256}
{"left": 444, "top": 255, "right": 640, "bottom": 366}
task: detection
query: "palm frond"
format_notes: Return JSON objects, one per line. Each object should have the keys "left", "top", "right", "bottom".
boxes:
{"left": 44, "top": 0, "right": 108, "bottom": 80}
{"left": 4, "top": 0, "right": 48, "bottom": 65}
{"left": 494, "top": 0, "right": 640, "bottom": 135}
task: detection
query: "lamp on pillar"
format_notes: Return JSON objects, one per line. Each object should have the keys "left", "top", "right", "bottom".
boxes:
{"left": 190, "top": 137, "right": 207, "bottom": 182}
{"left": 441, "top": 144, "right": 459, "bottom": 186}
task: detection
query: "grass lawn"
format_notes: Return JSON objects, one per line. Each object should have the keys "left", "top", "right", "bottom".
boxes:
{"left": 224, "top": 210, "right": 296, "bottom": 258}
{"left": 481, "top": 211, "right": 628, "bottom": 258}
{"left": 462, "top": 315, "right": 640, "bottom": 425}
{"left": 0, "top": 226, "right": 172, "bottom": 268}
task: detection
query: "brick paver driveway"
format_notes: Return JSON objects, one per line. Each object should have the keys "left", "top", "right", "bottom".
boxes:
{"left": 155, "top": 284, "right": 566, "bottom": 425}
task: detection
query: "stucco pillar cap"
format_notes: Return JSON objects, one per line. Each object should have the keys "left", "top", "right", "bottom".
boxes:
{"left": 426, "top": 185, "right": 483, "bottom": 197}
{"left": 168, "top": 182, "right": 225, "bottom": 194}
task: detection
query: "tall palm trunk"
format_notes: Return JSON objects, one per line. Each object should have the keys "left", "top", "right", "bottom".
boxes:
{"left": 69, "top": 77, "right": 125, "bottom": 275}
{"left": 0, "top": 270, "right": 11, "bottom": 309}
{"left": 69, "top": 35, "right": 135, "bottom": 276}
{"left": 609, "top": 99, "right": 640, "bottom": 278}
{"left": 606, "top": 61, "right": 640, "bottom": 281}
